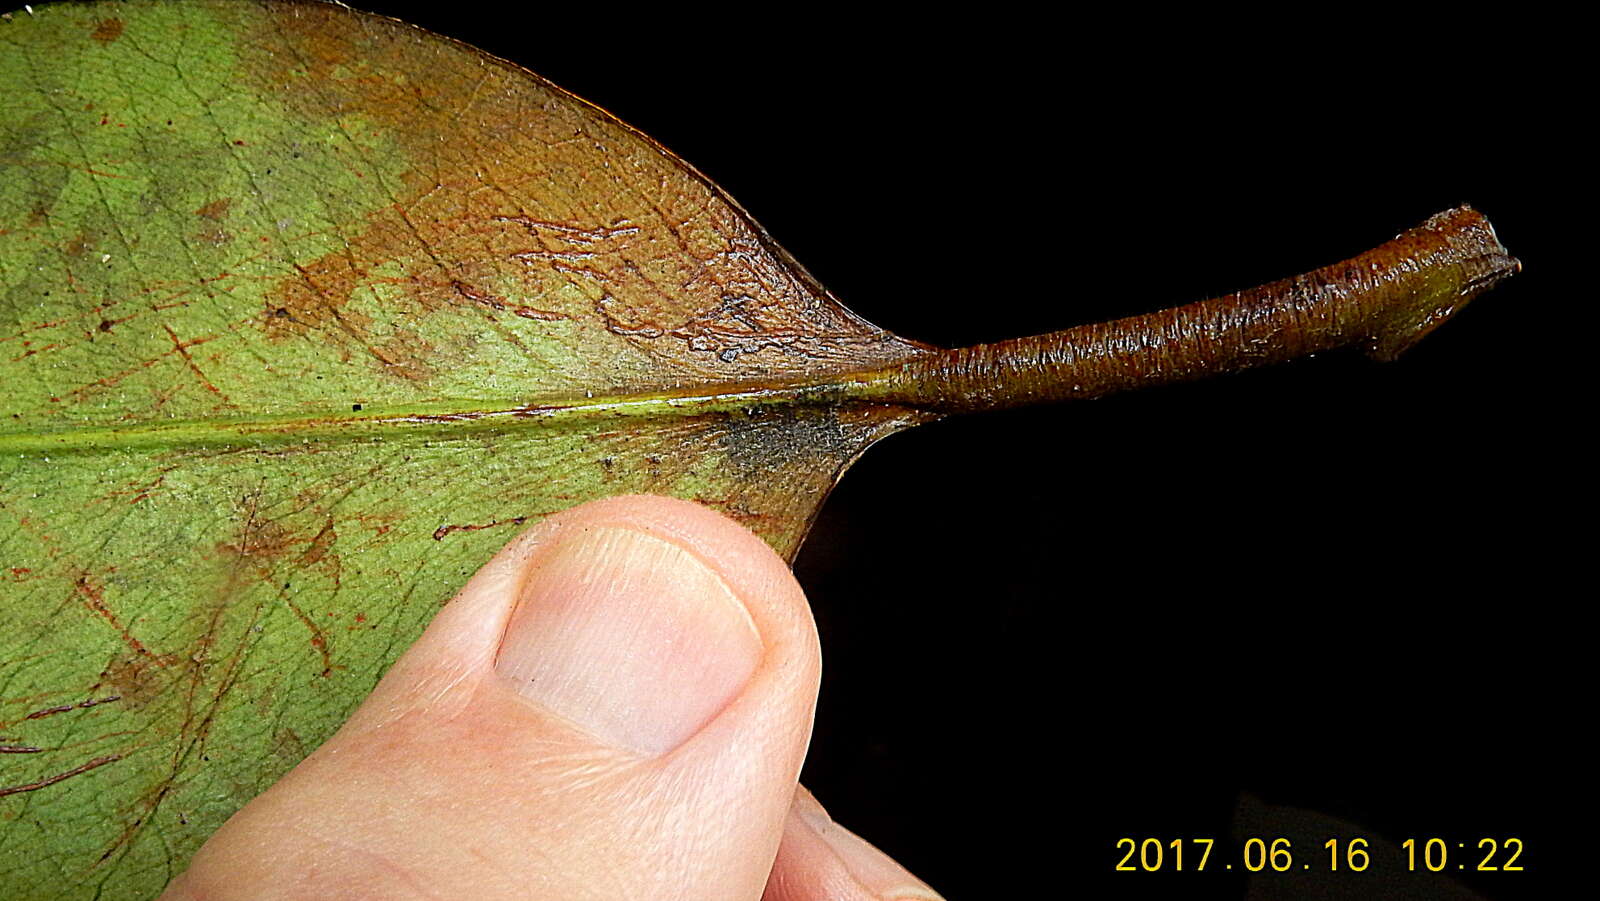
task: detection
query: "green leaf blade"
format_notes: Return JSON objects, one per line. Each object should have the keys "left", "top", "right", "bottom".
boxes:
{"left": 2, "top": 3, "right": 927, "bottom": 895}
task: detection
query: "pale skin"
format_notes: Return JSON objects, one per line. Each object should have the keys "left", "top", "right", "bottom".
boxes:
{"left": 160, "top": 495, "right": 942, "bottom": 901}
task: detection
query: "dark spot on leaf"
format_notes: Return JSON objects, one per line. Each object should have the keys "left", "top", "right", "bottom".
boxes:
{"left": 720, "top": 406, "right": 846, "bottom": 477}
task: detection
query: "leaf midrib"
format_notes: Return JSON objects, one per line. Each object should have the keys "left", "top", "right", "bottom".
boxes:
{"left": 0, "top": 370, "right": 912, "bottom": 454}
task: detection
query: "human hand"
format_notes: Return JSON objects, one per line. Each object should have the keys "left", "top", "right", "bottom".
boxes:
{"left": 159, "top": 496, "right": 941, "bottom": 901}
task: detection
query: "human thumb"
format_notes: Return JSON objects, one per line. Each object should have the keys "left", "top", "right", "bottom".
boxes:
{"left": 163, "top": 495, "right": 820, "bottom": 901}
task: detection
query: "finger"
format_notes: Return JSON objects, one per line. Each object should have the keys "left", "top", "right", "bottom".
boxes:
{"left": 763, "top": 786, "right": 945, "bottom": 901}
{"left": 165, "top": 495, "right": 821, "bottom": 901}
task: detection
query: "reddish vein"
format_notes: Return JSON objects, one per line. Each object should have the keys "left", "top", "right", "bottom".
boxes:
{"left": 0, "top": 754, "right": 122, "bottom": 798}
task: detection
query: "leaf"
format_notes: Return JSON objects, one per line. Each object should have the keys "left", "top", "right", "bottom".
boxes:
{"left": 0, "top": 1, "right": 1517, "bottom": 897}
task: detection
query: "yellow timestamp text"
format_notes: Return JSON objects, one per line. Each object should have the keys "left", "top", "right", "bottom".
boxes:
{"left": 1114, "top": 837, "right": 1525, "bottom": 873}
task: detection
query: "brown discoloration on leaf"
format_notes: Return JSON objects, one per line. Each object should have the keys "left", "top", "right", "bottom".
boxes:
{"left": 296, "top": 517, "right": 338, "bottom": 567}
{"left": 214, "top": 510, "right": 303, "bottom": 575}
{"left": 337, "top": 504, "right": 407, "bottom": 539}
{"left": 242, "top": 8, "right": 406, "bottom": 128}
{"left": 210, "top": 504, "right": 347, "bottom": 625}
{"left": 63, "top": 232, "right": 94, "bottom": 257}
{"left": 261, "top": 263, "right": 365, "bottom": 343}
{"left": 192, "top": 199, "right": 234, "bottom": 246}
{"left": 193, "top": 198, "right": 231, "bottom": 221}
{"left": 238, "top": 3, "right": 927, "bottom": 395}
{"left": 90, "top": 18, "right": 124, "bottom": 44}
{"left": 269, "top": 726, "right": 306, "bottom": 767}
{"left": 257, "top": 220, "right": 501, "bottom": 386}
{"left": 100, "top": 654, "right": 172, "bottom": 710}
{"left": 368, "top": 328, "right": 436, "bottom": 382}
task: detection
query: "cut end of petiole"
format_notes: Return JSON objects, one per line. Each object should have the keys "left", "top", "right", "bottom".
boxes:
{"left": 865, "top": 205, "right": 1519, "bottom": 414}
{"left": 1363, "top": 205, "right": 1521, "bottom": 361}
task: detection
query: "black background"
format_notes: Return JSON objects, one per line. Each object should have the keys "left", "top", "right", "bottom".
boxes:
{"left": 362, "top": 4, "right": 1572, "bottom": 897}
